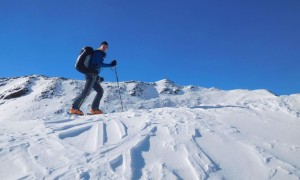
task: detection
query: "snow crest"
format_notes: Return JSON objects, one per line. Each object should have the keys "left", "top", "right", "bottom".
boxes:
{"left": 0, "top": 75, "right": 299, "bottom": 179}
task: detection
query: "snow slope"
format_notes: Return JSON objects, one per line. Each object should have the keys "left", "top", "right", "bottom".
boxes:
{"left": 0, "top": 75, "right": 299, "bottom": 179}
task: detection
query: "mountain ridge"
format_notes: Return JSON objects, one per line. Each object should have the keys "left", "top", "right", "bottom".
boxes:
{"left": 0, "top": 75, "right": 299, "bottom": 179}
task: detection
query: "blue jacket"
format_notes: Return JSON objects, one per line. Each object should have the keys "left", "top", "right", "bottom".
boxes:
{"left": 90, "top": 50, "right": 113, "bottom": 73}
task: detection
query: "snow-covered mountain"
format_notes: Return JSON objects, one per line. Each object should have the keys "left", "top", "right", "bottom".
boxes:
{"left": 0, "top": 75, "right": 299, "bottom": 179}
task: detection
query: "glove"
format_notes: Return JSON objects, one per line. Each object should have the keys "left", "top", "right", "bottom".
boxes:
{"left": 111, "top": 60, "right": 117, "bottom": 67}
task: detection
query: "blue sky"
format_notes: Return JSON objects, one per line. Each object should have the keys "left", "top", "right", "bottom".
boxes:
{"left": 0, "top": 0, "right": 299, "bottom": 95}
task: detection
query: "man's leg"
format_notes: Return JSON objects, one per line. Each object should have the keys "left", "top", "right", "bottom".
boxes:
{"left": 91, "top": 80, "right": 104, "bottom": 110}
{"left": 72, "top": 74, "right": 97, "bottom": 109}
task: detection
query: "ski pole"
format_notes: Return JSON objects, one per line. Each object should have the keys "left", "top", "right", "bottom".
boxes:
{"left": 114, "top": 66, "right": 124, "bottom": 112}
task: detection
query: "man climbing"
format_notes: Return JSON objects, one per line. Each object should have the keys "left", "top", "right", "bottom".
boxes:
{"left": 70, "top": 41, "right": 117, "bottom": 115}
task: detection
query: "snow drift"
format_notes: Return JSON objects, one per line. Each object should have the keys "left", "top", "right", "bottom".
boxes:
{"left": 0, "top": 75, "right": 299, "bottom": 179}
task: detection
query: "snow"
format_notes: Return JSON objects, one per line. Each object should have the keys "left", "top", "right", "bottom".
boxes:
{"left": 0, "top": 75, "right": 299, "bottom": 179}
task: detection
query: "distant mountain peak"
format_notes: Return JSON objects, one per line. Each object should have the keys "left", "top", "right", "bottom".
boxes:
{"left": 0, "top": 75, "right": 296, "bottom": 115}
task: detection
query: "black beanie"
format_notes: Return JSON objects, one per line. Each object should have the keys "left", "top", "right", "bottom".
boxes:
{"left": 100, "top": 41, "right": 108, "bottom": 46}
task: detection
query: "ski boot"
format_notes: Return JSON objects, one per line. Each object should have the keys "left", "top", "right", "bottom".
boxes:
{"left": 90, "top": 109, "right": 103, "bottom": 115}
{"left": 70, "top": 108, "right": 84, "bottom": 116}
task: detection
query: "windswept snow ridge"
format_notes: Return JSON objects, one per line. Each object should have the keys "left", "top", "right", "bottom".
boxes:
{"left": 0, "top": 75, "right": 299, "bottom": 179}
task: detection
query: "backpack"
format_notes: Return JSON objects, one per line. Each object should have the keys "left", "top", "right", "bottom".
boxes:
{"left": 75, "top": 46, "right": 94, "bottom": 74}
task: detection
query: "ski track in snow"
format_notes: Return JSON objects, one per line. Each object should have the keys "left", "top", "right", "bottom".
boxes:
{"left": 1, "top": 107, "right": 299, "bottom": 180}
{"left": 0, "top": 76, "right": 300, "bottom": 179}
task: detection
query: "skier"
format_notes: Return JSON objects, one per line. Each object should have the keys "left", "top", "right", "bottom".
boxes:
{"left": 70, "top": 41, "right": 117, "bottom": 115}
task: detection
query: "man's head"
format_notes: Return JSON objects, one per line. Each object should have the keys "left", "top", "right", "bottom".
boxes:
{"left": 99, "top": 41, "right": 109, "bottom": 52}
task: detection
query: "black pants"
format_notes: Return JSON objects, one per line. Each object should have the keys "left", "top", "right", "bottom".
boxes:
{"left": 72, "top": 74, "right": 104, "bottom": 110}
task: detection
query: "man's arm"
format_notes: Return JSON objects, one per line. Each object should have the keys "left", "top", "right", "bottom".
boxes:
{"left": 100, "top": 60, "right": 117, "bottom": 68}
